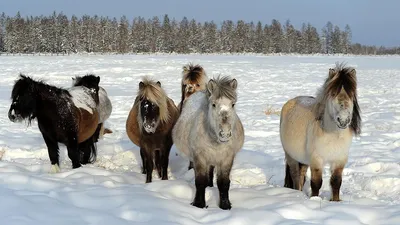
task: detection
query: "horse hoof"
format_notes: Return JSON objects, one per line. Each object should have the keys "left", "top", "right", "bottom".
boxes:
{"left": 104, "top": 128, "right": 113, "bottom": 134}
{"left": 330, "top": 198, "right": 342, "bottom": 202}
{"left": 72, "top": 164, "right": 81, "bottom": 169}
{"left": 219, "top": 199, "right": 232, "bottom": 210}
{"left": 191, "top": 201, "right": 207, "bottom": 209}
{"left": 49, "top": 164, "right": 61, "bottom": 174}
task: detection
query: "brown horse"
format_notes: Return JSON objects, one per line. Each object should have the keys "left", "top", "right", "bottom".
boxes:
{"left": 177, "top": 63, "right": 208, "bottom": 170}
{"left": 280, "top": 62, "right": 361, "bottom": 201}
{"left": 8, "top": 75, "right": 99, "bottom": 172}
{"left": 126, "top": 77, "right": 179, "bottom": 183}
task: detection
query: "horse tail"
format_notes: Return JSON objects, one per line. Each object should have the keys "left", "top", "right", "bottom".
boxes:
{"left": 87, "top": 139, "right": 97, "bottom": 163}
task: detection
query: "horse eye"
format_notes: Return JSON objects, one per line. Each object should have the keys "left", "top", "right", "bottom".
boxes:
{"left": 232, "top": 104, "right": 235, "bottom": 107}
{"left": 212, "top": 104, "right": 216, "bottom": 108}
{"left": 196, "top": 84, "right": 200, "bottom": 87}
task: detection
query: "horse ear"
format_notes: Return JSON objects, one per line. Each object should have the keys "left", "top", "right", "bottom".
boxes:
{"left": 207, "top": 79, "right": 216, "bottom": 94}
{"left": 72, "top": 77, "right": 75, "bottom": 81}
{"left": 349, "top": 68, "right": 356, "bottom": 77}
{"left": 156, "top": 81, "right": 161, "bottom": 87}
{"left": 96, "top": 76, "right": 100, "bottom": 85}
{"left": 139, "top": 81, "right": 144, "bottom": 89}
{"left": 230, "top": 79, "right": 238, "bottom": 90}
{"left": 328, "top": 68, "right": 336, "bottom": 79}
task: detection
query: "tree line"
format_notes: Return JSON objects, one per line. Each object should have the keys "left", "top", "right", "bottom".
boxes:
{"left": 0, "top": 12, "right": 398, "bottom": 55}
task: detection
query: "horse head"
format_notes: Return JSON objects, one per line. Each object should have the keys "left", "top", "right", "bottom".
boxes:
{"left": 9, "top": 74, "right": 37, "bottom": 124}
{"left": 206, "top": 76, "right": 238, "bottom": 143}
{"left": 137, "top": 78, "right": 169, "bottom": 134}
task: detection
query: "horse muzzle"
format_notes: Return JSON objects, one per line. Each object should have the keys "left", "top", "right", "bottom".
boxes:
{"left": 218, "top": 130, "right": 232, "bottom": 142}
{"left": 336, "top": 117, "right": 351, "bottom": 129}
{"left": 8, "top": 108, "right": 18, "bottom": 122}
{"left": 185, "top": 85, "right": 195, "bottom": 94}
{"left": 143, "top": 123, "right": 157, "bottom": 134}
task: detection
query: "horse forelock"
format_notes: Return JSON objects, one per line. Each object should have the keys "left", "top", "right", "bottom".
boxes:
{"left": 208, "top": 76, "right": 237, "bottom": 102}
{"left": 325, "top": 63, "right": 357, "bottom": 99}
{"left": 182, "top": 64, "right": 207, "bottom": 84}
{"left": 137, "top": 78, "right": 170, "bottom": 123}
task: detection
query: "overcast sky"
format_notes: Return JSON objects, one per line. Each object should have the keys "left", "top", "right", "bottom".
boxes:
{"left": 1, "top": 0, "right": 398, "bottom": 47}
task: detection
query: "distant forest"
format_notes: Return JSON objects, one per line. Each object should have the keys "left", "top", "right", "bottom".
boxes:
{"left": 0, "top": 12, "right": 399, "bottom": 55}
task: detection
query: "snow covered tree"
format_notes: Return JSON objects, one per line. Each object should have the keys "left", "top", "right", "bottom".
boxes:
{"left": 341, "top": 24, "right": 352, "bottom": 54}
{"left": 270, "top": 19, "right": 283, "bottom": 53}
{"left": 161, "top": 14, "right": 174, "bottom": 52}
{"left": 263, "top": 24, "right": 272, "bottom": 53}
{"left": 201, "top": 21, "right": 218, "bottom": 53}
{"left": 233, "top": 20, "right": 247, "bottom": 52}
{"left": 0, "top": 12, "right": 390, "bottom": 55}
{"left": 331, "top": 25, "right": 342, "bottom": 53}
{"left": 283, "top": 20, "right": 297, "bottom": 53}
{"left": 187, "top": 19, "right": 201, "bottom": 53}
{"left": 253, "top": 21, "right": 264, "bottom": 53}
{"left": 219, "top": 20, "right": 234, "bottom": 52}
{"left": 117, "top": 15, "right": 129, "bottom": 53}
{"left": 67, "top": 15, "right": 81, "bottom": 53}
{"left": 130, "top": 16, "right": 148, "bottom": 52}
{"left": 0, "top": 13, "right": 6, "bottom": 52}
{"left": 176, "top": 17, "right": 190, "bottom": 53}
{"left": 147, "top": 16, "right": 162, "bottom": 52}
{"left": 321, "top": 21, "right": 333, "bottom": 53}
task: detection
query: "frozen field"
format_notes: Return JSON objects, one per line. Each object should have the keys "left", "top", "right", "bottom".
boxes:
{"left": 0, "top": 54, "right": 399, "bottom": 224}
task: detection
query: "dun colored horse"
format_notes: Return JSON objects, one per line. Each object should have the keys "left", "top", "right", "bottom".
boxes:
{"left": 280, "top": 63, "right": 361, "bottom": 201}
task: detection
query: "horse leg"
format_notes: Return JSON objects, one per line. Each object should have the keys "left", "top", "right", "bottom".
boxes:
{"left": 208, "top": 165, "right": 214, "bottom": 187}
{"left": 155, "top": 150, "right": 162, "bottom": 178}
{"left": 161, "top": 141, "right": 172, "bottom": 180}
{"left": 67, "top": 136, "right": 81, "bottom": 169}
{"left": 285, "top": 153, "right": 301, "bottom": 190}
{"left": 310, "top": 166, "right": 323, "bottom": 197}
{"left": 144, "top": 148, "right": 153, "bottom": 183}
{"left": 330, "top": 166, "right": 344, "bottom": 201}
{"left": 284, "top": 162, "right": 293, "bottom": 188}
{"left": 191, "top": 157, "right": 208, "bottom": 208}
{"left": 299, "top": 163, "right": 309, "bottom": 191}
{"left": 42, "top": 135, "right": 60, "bottom": 173}
{"left": 217, "top": 157, "right": 234, "bottom": 210}
{"left": 140, "top": 147, "right": 147, "bottom": 174}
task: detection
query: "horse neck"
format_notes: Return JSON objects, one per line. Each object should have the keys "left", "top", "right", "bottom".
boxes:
{"left": 34, "top": 82, "right": 67, "bottom": 104}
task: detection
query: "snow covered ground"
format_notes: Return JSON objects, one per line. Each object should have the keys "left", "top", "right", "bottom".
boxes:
{"left": 0, "top": 54, "right": 399, "bottom": 224}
